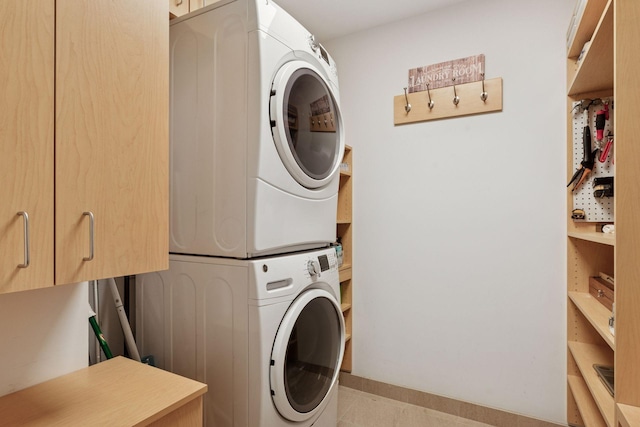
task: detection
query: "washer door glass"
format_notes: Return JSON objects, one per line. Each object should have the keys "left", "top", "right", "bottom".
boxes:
{"left": 270, "top": 61, "right": 345, "bottom": 189}
{"left": 270, "top": 288, "right": 345, "bottom": 422}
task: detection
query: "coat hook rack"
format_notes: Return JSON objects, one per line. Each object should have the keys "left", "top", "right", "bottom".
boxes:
{"left": 393, "top": 77, "right": 503, "bottom": 125}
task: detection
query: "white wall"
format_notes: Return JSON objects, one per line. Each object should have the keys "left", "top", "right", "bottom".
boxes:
{"left": 324, "top": 0, "right": 572, "bottom": 423}
{"left": 0, "top": 283, "right": 88, "bottom": 396}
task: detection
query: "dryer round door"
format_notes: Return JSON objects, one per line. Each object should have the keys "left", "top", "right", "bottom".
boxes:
{"left": 270, "top": 288, "right": 345, "bottom": 422}
{"left": 270, "top": 61, "right": 345, "bottom": 189}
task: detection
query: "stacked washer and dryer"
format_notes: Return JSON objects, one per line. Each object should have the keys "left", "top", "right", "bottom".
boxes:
{"left": 136, "top": 0, "right": 346, "bottom": 426}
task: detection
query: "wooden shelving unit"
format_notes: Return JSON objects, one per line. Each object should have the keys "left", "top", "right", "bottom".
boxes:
{"left": 337, "top": 145, "right": 353, "bottom": 372}
{"left": 566, "top": 1, "right": 640, "bottom": 425}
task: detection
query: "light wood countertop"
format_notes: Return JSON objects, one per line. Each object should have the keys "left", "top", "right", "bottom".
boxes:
{"left": 0, "top": 357, "right": 207, "bottom": 426}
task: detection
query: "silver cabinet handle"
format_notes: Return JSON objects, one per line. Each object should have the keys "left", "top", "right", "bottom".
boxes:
{"left": 83, "top": 211, "right": 94, "bottom": 261}
{"left": 17, "top": 212, "right": 30, "bottom": 268}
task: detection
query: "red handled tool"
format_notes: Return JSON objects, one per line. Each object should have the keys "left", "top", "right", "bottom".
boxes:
{"left": 599, "top": 135, "right": 613, "bottom": 163}
{"left": 595, "top": 103, "right": 611, "bottom": 162}
{"left": 595, "top": 103, "right": 609, "bottom": 142}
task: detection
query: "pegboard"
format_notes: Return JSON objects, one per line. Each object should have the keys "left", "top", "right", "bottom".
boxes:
{"left": 571, "top": 98, "right": 615, "bottom": 223}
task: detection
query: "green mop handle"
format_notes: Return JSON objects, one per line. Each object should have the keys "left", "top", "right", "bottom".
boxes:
{"left": 89, "top": 315, "right": 113, "bottom": 359}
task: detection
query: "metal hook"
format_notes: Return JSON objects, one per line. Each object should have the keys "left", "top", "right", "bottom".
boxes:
{"left": 426, "top": 84, "right": 434, "bottom": 110}
{"left": 403, "top": 87, "right": 411, "bottom": 113}
{"left": 480, "top": 73, "right": 488, "bottom": 102}
{"left": 452, "top": 78, "right": 459, "bottom": 106}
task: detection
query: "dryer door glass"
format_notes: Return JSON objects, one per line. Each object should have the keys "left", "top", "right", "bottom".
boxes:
{"left": 271, "top": 62, "right": 345, "bottom": 189}
{"left": 270, "top": 288, "right": 344, "bottom": 422}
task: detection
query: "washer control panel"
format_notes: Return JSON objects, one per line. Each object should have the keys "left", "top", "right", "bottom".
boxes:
{"left": 305, "top": 250, "right": 337, "bottom": 278}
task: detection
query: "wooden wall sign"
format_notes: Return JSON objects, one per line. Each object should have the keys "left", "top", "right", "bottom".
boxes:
{"left": 408, "top": 54, "right": 485, "bottom": 93}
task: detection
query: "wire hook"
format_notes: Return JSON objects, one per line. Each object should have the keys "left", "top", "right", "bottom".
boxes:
{"left": 480, "top": 73, "right": 488, "bottom": 102}
{"left": 403, "top": 87, "right": 411, "bottom": 113}
{"left": 452, "top": 78, "right": 459, "bottom": 106}
{"left": 426, "top": 84, "right": 434, "bottom": 110}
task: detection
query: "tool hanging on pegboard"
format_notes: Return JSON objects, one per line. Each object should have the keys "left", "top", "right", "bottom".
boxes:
{"left": 569, "top": 97, "right": 615, "bottom": 223}
{"left": 595, "top": 103, "right": 613, "bottom": 163}
{"left": 567, "top": 125, "right": 597, "bottom": 191}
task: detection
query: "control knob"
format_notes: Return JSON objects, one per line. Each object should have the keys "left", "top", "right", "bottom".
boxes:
{"left": 307, "top": 259, "right": 321, "bottom": 277}
{"left": 308, "top": 34, "right": 319, "bottom": 52}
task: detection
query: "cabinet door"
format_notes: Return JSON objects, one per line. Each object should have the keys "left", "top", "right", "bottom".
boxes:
{"left": 55, "top": 0, "right": 169, "bottom": 285}
{"left": 0, "top": 1, "right": 55, "bottom": 293}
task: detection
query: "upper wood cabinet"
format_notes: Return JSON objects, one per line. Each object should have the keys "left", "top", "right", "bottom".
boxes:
{"left": 55, "top": 0, "right": 169, "bottom": 285}
{"left": 0, "top": 1, "right": 55, "bottom": 294}
{"left": 0, "top": 0, "right": 168, "bottom": 293}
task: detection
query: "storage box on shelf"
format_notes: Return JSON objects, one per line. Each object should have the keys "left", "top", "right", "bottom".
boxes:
{"left": 337, "top": 145, "right": 353, "bottom": 372}
{"left": 566, "top": 0, "right": 640, "bottom": 426}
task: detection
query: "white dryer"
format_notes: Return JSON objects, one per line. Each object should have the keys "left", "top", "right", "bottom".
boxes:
{"left": 170, "top": 0, "right": 345, "bottom": 258}
{"left": 136, "top": 247, "right": 345, "bottom": 427}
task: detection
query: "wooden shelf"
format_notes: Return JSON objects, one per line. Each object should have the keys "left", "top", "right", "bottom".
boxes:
{"left": 569, "top": 291, "right": 614, "bottom": 349}
{"left": 568, "top": 374, "right": 607, "bottom": 427}
{"left": 339, "top": 266, "right": 352, "bottom": 282}
{"left": 568, "top": 230, "right": 615, "bottom": 246}
{"left": 568, "top": 0, "right": 613, "bottom": 96}
{"left": 340, "top": 170, "right": 352, "bottom": 177}
{"left": 337, "top": 218, "right": 352, "bottom": 225}
{"left": 617, "top": 404, "right": 640, "bottom": 427}
{"left": 567, "top": 0, "right": 609, "bottom": 58}
{"left": 341, "top": 303, "right": 352, "bottom": 313}
{"left": 568, "top": 341, "right": 615, "bottom": 427}
{"left": 345, "top": 334, "right": 352, "bottom": 343}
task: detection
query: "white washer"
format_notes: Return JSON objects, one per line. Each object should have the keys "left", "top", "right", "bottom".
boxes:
{"left": 136, "top": 247, "right": 345, "bottom": 427}
{"left": 170, "top": 0, "right": 345, "bottom": 258}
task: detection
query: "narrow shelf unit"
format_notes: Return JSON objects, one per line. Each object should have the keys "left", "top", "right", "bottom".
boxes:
{"left": 337, "top": 145, "right": 353, "bottom": 372}
{"left": 566, "top": 1, "right": 640, "bottom": 425}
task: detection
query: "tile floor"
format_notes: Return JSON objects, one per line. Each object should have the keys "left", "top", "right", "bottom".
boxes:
{"left": 338, "top": 386, "right": 493, "bottom": 427}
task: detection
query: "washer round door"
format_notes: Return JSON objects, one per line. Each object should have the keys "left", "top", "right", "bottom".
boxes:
{"left": 270, "top": 288, "right": 345, "bottom": 422}
{"left": 270, "top": 60, "right": 345, "bottom": 189}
